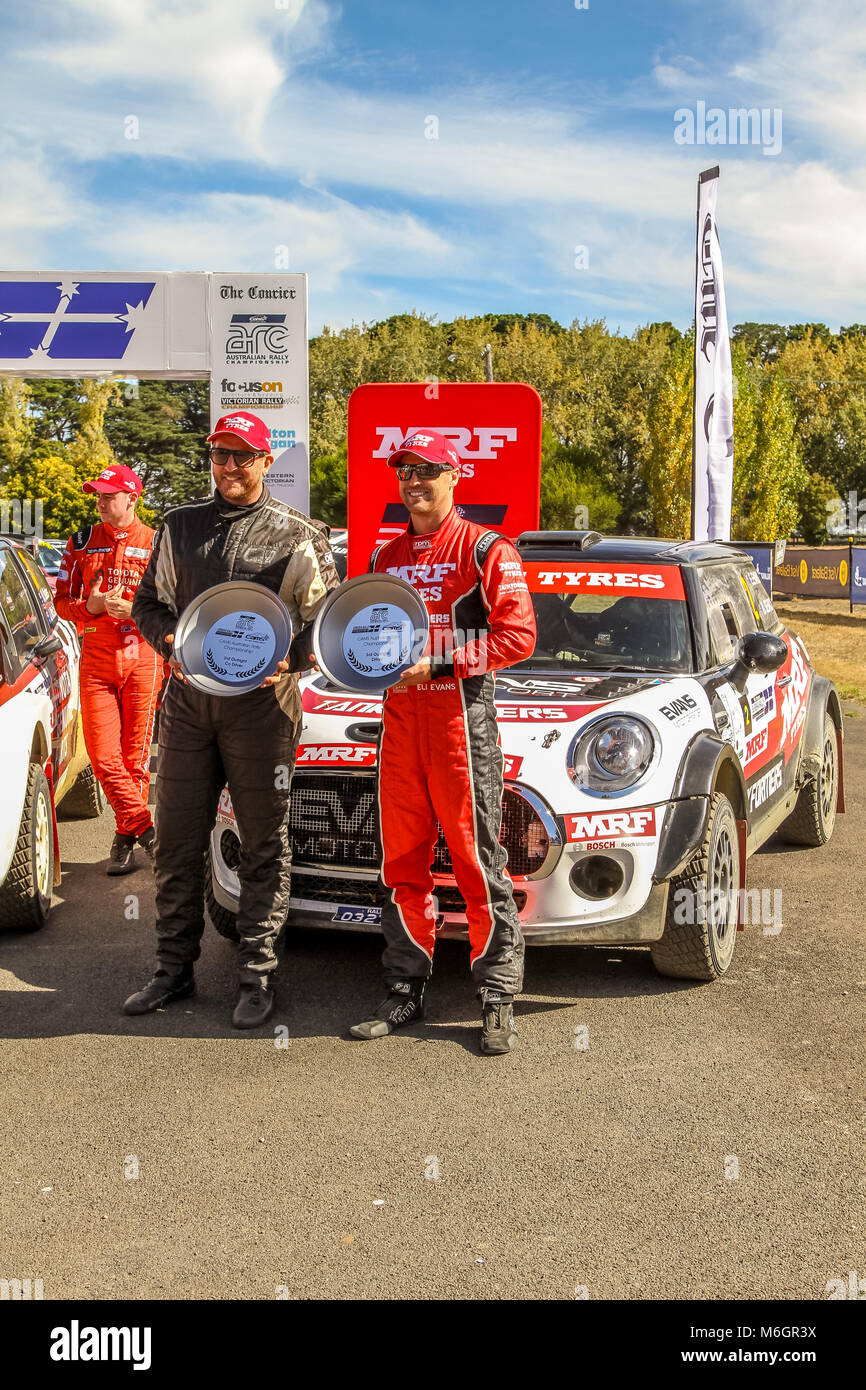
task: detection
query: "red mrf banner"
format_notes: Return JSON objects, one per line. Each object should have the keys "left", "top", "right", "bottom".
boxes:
{"left": 347, "top": 382, "right": 542, "bottom": 577}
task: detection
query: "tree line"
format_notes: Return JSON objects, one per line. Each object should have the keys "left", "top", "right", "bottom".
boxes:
{"left": 1, "top": 313, "right": 864, "bottom": 542}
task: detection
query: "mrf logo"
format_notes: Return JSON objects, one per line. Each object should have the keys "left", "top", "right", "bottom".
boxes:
{"left": 0, "top": 279, "right": 155, "bottom": 361}
{"left": 387, "top": 561, "right": 456, "bottom": 602}
{"left": 296, "top": 744, "right": 377, "bottom": 767}
{"left": 374, "top": 426, "right": 517, "bottom": 477}
{"left": 565, "top": 808, "right": 657, "bottom": 842}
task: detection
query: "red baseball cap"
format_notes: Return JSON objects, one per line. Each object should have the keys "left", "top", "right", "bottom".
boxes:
{"left": 387, "top": 429, "right": 460, "bottom": 470}
{"left": 82, "top": 465, "right": 143, "bottom": 496}
{"left": 207, "top": 411, "right": 271, "bottom": 452}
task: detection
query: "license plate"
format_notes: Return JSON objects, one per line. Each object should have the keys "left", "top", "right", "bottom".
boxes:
{"left": 332, "top": 906, "right": 382, "bottom": 925}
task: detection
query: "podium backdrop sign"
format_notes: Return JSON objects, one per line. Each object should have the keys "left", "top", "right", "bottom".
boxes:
{"left": 208, "top": 273, "right": 309, "bottom": 513}
{"left": 346, "top": 382, "right": 542, "bottom": 577}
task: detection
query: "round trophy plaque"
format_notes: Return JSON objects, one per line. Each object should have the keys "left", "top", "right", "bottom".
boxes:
{"left": 172, "top": 582, "right": 293, "bottom": 696}
{"left": 313, "top": 573, "right": 429, "bottom": 693}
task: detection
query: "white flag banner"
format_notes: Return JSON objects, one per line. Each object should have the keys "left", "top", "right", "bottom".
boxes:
{"left": 692, "top": 167, "right": 734, "bottom": 542}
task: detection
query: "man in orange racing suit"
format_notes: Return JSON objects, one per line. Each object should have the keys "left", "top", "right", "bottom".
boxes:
{"left": 55, "top": 465, "right": 162, "bottom": 875}
{"left": 349, "top": 430, "right": 537, "bottom": 1055}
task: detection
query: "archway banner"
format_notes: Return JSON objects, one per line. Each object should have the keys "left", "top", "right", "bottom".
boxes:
{"left": 0, "top": 270, "right": 309, "bottom": 511}
{"left": 346, "top": 381, "right": 542, "bottom": 578}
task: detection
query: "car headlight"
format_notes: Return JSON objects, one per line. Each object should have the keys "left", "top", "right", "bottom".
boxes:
{"left": 568, "top": 716, "right": 656, "bottom": 793}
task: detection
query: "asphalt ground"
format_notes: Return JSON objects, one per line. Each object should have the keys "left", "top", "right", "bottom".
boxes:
{"left": 1, "top": 709, "right": 864, "bottom": 1302}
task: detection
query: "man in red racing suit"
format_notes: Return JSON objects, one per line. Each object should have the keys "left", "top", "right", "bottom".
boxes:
{"left": 54, "top": 465, "right": 163, "bottom": 875}
{"left": 349, "top": 430, "right": 537, "bottom": 1055}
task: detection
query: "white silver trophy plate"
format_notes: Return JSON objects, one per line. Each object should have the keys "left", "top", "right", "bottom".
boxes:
{"left": 313, "top": 573, "right": 429, "bottom": 693}
{"left": 173, "top": 582, "right": 293, "bottom": 697}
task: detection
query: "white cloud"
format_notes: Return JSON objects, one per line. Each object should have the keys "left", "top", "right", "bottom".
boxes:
{"left": 84, "top": 190, "right": 459, "bottom": 291}
{"left": 1, "top": 0, "right": 865, "bottom": 331}
{"left": 23, "top": 0, "right": 332, "bottom": 150}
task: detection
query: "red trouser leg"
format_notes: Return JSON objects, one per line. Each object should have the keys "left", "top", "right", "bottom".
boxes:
{"left": 425, "top": 699, "right": 496, "bottom": 966}
{"left": 80, "top": 653, "right": 159, "bottom": 838}
{"left": 425, "top": 682, "right": 524, "bottom": 994}
{"left": 378, "top": 695, "right": 439, "bottom": 979}
{"left": 117, "top": 653, "right": 161, "bottom": 837}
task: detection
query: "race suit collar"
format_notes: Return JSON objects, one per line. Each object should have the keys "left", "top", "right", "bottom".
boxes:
{"left": 213, "top": 483, "right": 271, "bottom": 520}
{"left": 407, "top": 503, "right": 460, "bottom": 548}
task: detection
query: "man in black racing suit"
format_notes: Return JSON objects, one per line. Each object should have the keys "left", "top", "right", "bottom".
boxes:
{"left": 123, "top": 411, "right": 340, "bottom": 1028}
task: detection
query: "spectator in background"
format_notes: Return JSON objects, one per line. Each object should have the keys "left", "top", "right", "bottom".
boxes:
{"left": 54, "top": 466, "right": 162, "bottom": 875}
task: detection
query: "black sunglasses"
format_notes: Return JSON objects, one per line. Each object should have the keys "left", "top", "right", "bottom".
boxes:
{"left": 209, "top": 447, "right": 267, "bottom": 468}
{"left": 393, "top": 461, "right": 454, "bottom": 481}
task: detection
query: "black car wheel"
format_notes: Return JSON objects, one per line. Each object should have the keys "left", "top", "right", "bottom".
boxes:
{"left": 0, "top": 764, "right": 54, "bottom": 931}
{"left": 780, "top": 711, "right": 838, "bottom": 848}
{"left": 651, "top": 791, "right": 740, "bottom": 981}
{"left": 57, "top": 764, "right": 106, "bottom": 820}
{"left": 204, "top": 848, "right": 240, "bottom": 942}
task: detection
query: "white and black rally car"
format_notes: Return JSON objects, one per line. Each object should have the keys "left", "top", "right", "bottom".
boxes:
{"left": 0, "top": 538, "right": 103, "bottom": 931}
{"left": 206, "top": 533, "right": 843, "bottom": 981}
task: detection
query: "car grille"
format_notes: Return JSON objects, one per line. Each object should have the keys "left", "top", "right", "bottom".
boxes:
{"left": 286, "top": 771, "right": 548, "bottom": 879}
{"left": 289, "top": 873, "right": 526, "bottom": 918}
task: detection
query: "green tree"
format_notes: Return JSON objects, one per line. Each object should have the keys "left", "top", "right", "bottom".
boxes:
{"left": 540, "top": 426, "right": 620, "bottom": 531}
{"left": 105, "top": 379, "right": 210, "bottom": 519}
{"left": 643, "top": 334, "right": 693, "bottom": 538}
{"left": 0, "top": 377, "right": 33, "bottom": 476}
{"left": 730, "top": 343, "right": 760, "bottom": 538}
{"left": 731, "top": 323, "right": 787, "bottom": 362}
{"left": 797, "top": 473, "right": 842, "bottom": 544}
{"left": 309, "top": 441, "right": 347, "bottom": 526}
{"left": 745, "top": 371, "right": 806, "bottom": 540}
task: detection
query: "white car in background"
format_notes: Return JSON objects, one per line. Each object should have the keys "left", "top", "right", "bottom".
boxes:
{"left": 0, "top": 539, "right": 103, "bottom": 930}
{"left": 206, "top": 534, "right": 843, "bottom": 982}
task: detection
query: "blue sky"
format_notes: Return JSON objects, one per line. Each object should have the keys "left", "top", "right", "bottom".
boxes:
{"left": 1, "top": 0, "right": 864, "bottom": 334}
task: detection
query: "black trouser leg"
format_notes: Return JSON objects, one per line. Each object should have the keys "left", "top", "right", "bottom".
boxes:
{"left": 153, "top": 684, "right": 224, "bottom": 973}
{"left": 216, "top": 689, "right": 300, "bottom": 985}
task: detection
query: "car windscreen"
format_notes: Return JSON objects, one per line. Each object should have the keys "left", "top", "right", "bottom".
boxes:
{"left": 515, "top": 560, "right": 693, "bottom": 674}
{"left": 37, "top": 542, "right": 64, "bottom": 572}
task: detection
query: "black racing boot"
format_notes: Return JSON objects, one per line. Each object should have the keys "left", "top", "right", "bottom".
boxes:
{"left": 107, "top": 833, "right": 137, "bottom": 876}
{"left": 122, "top": 967, "right": 195, "bottom": 1016}
{"left": 137, "top": 826, "right": 155, "bottom": 860}
{"left": 480, "top": 989, "right": 518, "bottom": 1055}
{"left": 232, "top": 979, "right": 275, "bottom": 1030}
{"left": 348, "top": 980, "right": 426, "bottom": 1040}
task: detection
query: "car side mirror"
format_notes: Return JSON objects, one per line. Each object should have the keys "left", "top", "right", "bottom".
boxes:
{"left": 33, "top": 632, "right": 63, "bottom": 660}
{"left": 729, "top": 631, "right": 787, "bottom": 690}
